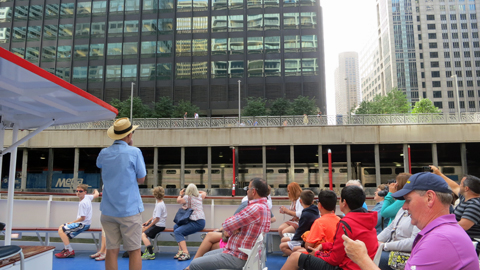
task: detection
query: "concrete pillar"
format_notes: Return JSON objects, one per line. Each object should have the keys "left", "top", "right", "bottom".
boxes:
{"left": 374, "top": 144, "right": 381, "bottom": 186}
{"left": 461, "top": 143, "right": 468, "bottom": 175}
{"left": 262, "top": 146, "right": 266, "bottom": 182}
{"left": 208, "top": 147, "right": 212, "bottom": 188}
{"left": 47, "top": 148, "right": 54, "bottom": 191}
{"left": 154, "top": 147, "right": 158, "bottom": 186}
{"left": 403, "top": 144, "right": 409, "bottom": 174}
{"left": 73, "top": 148, "right": 79, "bottom": 184}
{"left": 346, "top": 145, "right": 352, "bottom": 180}
{"left": 290, "top": 145, "right": 295, "bottom": 183}
{"left": 432, "top": 143, "right": 438, "bottom": 167}
{"left": 180, "top": 147, "right": 185, "bottom": 189}
{"left": 318, "top": 145, "right": 323, "bottom": 188}
{"left": 21, "top": 149, "right": 28, "bottom": 190}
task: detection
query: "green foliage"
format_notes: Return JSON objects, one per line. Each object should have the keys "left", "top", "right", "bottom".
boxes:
{"left": 172, "top": 100, "right": 200, "bottom": 118}
{"left": 153, "top": 96, "right": 175, "bottom": 118}
{"left": 288, "top": 96, "right": 317, "bottom": 115}
{"left": 110, "top": 97, "right": 152, "bottom": 118}
{"left": 269, "top": 98, "right": 291, "bottom": 116}
{"left": 354, "top": 89, "right": 411, "bottom": 115}
{"left": 411, "top": 98, "right": 442, "bottom": 114}
{"left": 243, "top": 97, "right": 267, "bottom": 116}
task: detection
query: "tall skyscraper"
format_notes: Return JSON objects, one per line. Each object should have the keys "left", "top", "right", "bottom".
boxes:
{"left": 0, "top": 0, "right": 327, "bottom": 116}
{"left": 335, "top": 52, "right": 360, "bottom": 115}
{"left": 361, "top": 0, "right": 480, "bottom": 113}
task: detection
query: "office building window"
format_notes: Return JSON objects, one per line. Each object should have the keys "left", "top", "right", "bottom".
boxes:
{"left": 77, "top": 2, "right": 91, "bottom": 16}
{"left": 432, "top": 81, "right": 441, "bottom": 87}
{"left": 193, "top": 39, "right": 208, "bottom": 56}
{"left": 247, "top": 37, "right": 263, "bottom": 54}
{"left": 248, "top": 14, "right": 263, "bottom": 31}
{"left": 264, "top": 14, "right": 280, "bottom": 30}
{"left": 285, "top": 35, "right": 300, "bottom": 52}
{"left": 157, "top": 40, "right": 172, "bottom": 56}
{"left": 88, "top": 66, "right": 103, "bottom": 82}
{"left": 60, "top": 3, "right": 75, "bottom": 18}
{"left": 176, "top": 62, "right": 191, "bottom": 79}
{"left": 157, "top": 63, "right": 172, "bottom": 80}
{"left": 73, "top": 66, "right": 88, "bottom": 82}
{"left": 300, "top": 12, "right": 316, "bottom": 29}
{"left": 433, "top": 91, "right": 442, "bottom": 98}
{"left": 57, "top": 46, "right": 71, "bottom": 61}
{"left": 265, "top": 59, "right": 281, "bottom": 77}
{"left": 89, "top": 44, "right": 104, "bottom": 59}
{"left": 448, "top": 91, "right": 454, "bottom": 98}
{"left": 124, "top": 20, "right": 139, "bottom": 35}
{"left": 229, "top": 37, "right": 244, "bottom": 54}
{"left": 212, "top": 16, "right": 228, "bottom": 32}
{"left": 228, "top": 15, "right": 243, "bottom": 32}
{"left": 265, "top": 36, "right": 280, "bottom": 53}
{"left": 42, "top": 46, "right": 56, "bottom": 62}
{"left": 76, "top": 23, "right": 90, "bottom": 37}
{"left": 192, "top": 62, "right": 208, "bottom": 79}
{"left": 58, "top": 24, "right": 73, "bottom": 39}
{"left": 434, "top": 102, "right": 443, "bottom": 109}
{"left": 284, "top": 13, "right": 299, "bottom": 29}
{"left": 108, "top": 21, "right": 123, "bottom": 37}
{"left": 193, "top": 17, "right": 208, "bottom": 33}
{"left": 212, "top": 38, "right": 227, "bottom": 55}
{"left": 141, "top": 41, "right": 156, "bottom": 58}
{"left": 176, "top": 40, "right": 191, "bottom": 56}
{"left": 176, "top": 17, "right": 192, "bottom": 33}
{"left": 122, "top": 65, "right": 137, "bottom": 81}
{"left": 74, "top": 44, "right": 88, "bottom": 59}
{"left": 159, "top": 0, "right": 174, "bottom": 10}
{"left": 177, "top": 0, "right": 192, "bottom": 11}
{"left": 140, "top": 64, "right": 156, "bottom": 81}
{"left": 92, "top": 1, "right": 107, "bottom": 15}
{"left": 109, "top": 0, "right": 124, "bottom": 13}
{"left": 158, "top": 18, "right": 173, "bottom": 34}
{"left": 91, "top": 22, "right": 106, "bottom": 37}
{"left": 302, "top": 58, "right": 317, "bottom": 76}
{"left": 107, "top": 43, "right": 122, "bottom": 58}
{"left": 106, "top": 65, "right": 121, "bottom": 81}
{"left": 248, "top": 60, "right": 264, "bottom": 77}
{"left": 45, "top": 4, "right": 59, "bottom": 19}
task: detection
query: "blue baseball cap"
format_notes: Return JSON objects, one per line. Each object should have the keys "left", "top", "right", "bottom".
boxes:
{"left": 392, "top": 172, "right": 451, "bottom": 200}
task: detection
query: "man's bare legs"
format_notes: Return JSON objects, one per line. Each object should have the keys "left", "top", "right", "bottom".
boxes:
{"left": 58, "top": 225, "right": 70, "bottom": 246}
{"left": 128, "top": 249, "right": 142, "bottom": 270}
{"left": 280, "top": 251, "right": 301, "bottom": 270}
{"left": 105, "top": 248, "right": 141, "bottom": 270}
{"left": 105, "top": 248, "right": 119, "bottom": 270}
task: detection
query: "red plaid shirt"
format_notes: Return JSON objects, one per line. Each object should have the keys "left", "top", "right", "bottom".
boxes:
{"left": 222, "top": 197, "right": 270, "bottom": 260}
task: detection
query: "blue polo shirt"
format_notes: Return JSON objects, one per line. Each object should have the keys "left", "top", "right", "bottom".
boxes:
{"left": 97, "top": 140, "right": 146, "bottom": 217}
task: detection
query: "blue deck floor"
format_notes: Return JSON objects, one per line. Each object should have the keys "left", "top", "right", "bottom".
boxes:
{"left": 52, "top": 251, "right": 288, "bottom": 270}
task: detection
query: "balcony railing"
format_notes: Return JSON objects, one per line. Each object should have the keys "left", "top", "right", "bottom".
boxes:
{"left": 45, "top": 113, "right": 480, "bottom": 130}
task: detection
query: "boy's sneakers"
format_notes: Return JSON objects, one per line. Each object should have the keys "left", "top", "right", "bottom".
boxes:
{"left": 141, "top": 251, "right": 156, "bottom": 260}
{"left": 55, "top": 249, "right": 75, "bottom": 258}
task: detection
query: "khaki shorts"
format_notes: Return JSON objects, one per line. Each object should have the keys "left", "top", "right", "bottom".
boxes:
{"left": 101, "top": 213, "right": 142, "bottom": 251}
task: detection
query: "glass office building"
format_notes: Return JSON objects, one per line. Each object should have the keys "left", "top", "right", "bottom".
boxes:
{"left": 0, "top": 0, "right": 326, "bottom": 115}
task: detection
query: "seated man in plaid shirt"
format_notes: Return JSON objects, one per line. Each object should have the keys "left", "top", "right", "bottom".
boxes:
{"left": 188, "top": 178, "right": 271, "bottom": 270}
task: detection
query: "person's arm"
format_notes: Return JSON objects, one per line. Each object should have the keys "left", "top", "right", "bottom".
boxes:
{"left": 143, "top": 217, "right": 159, "bottom": 232}
{"left": 143, "top": 217, "right": 153, "bottom": 226}
{"left": 430, "top": 165, "right": 460, "bottom": 195}
{"left": 384, "top": 225, "right": 420, "bottom": 252}
{"left": 222, "top": 203, "right": 261, "bottom": 235}
{"left": 295, "top": 198, "right": 304, "bottom": 218}
{"left": 380, "top": 194, "right": 403, "bottom": 219}
{"left": 199, "top": 191, "right": 207, "bottom": 199}
{"left": 377, "top": 217, "right": 395, "bottom": 242}
{"left": 316, "top": 225, "right": 345, "bottom": 265}
{"left": 342, "top": 235, "right": 380, "bottom": 270}
{"left": 267, "top": 195, "right": 273, "bottom": 210}
{"left": 92, "top": 189, "right": 99, "bottom": 199}
{"left": 68, "top": 216, "right": 86, "bottom": 224}
{"left": 177, "top": 189, "right": 186, "bottom": 204}
{"left": 135, "top": 148, "right": 147, "bottom": 184}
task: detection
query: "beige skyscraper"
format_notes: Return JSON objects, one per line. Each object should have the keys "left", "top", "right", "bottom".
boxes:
{"left": 335, "top": 52, "right": 361, "bottom": 115}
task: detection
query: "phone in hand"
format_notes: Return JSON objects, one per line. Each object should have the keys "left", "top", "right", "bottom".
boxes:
{"left": 423, "top": 166, "right": 433, "bottom": 172}
{"left": 342, "top": 225, "right": 348, "bottom": 237}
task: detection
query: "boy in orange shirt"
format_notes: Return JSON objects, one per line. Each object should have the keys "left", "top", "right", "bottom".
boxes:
{"left": 295, "top": 190, "right": 340, "bottom": 254}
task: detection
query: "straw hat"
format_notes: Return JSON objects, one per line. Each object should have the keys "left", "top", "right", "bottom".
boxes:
{"left": 107, "top": 118, "right": 139, "bottom": 140}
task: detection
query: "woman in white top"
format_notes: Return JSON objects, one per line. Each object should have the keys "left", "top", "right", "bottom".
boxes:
{"left": 175, "top": 183, "right": 207, "bottom": 261}
{"left": 278, "top": 182, "right": 304, "bottom": 237}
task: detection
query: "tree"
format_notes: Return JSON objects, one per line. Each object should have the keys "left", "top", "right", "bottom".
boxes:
{"left": 354, "top": 89, "right": 410, "bottom": 114}
{"left": 269, "top": 98, "right": 291, "bottom": 116}
{"left": 153, "top": 96, "right": 175, "bottom": 118}
{"left": 411, "top": 98, "right": 442, "bottom": 114}
{"left": 288, "top": 96, "right": 317, "bottom": 115}
{"left": 110, "top": 97, "right": 152, "bottom": 118}
{"left": 242, "top": 97, "right": 267, "bottom": 116}
{"left": 172, "top": 100, "right": 200, "bottom": 118}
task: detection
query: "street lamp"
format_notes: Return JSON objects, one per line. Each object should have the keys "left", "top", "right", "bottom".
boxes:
{"left": 450, "top": 74, "right": 460, "bottom": 117}
{"left": 238, "top": 80, "right": 241, "bottom": 124}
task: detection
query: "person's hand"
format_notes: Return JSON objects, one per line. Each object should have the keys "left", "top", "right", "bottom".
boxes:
{"left": 342, "top": 234, "right": 368, "bottom": 264}
{"left": 233, "top": 229, "right": 240, "bottom": 235}
{"left": 388, "top": 182, "right": 397, "bottom": 193}
{"left": 279, "top": 206, "right": 286, "bottom": 214}
{"left": 180, "top": 189, "right": 185, "bottom": 196}
{"left": 142, "top": 227, "right": 147, "bottom": 233}
{"left": 430, "top": 165, "right": 441, "bottom": 175}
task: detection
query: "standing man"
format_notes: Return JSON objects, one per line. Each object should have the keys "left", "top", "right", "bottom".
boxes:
{"left": 97, "top": 117, "right": 147, "bottom": 270}
{"left": 430, "top": 165, "right": 480, "bottom": 254}
{"left": 342, "top": 172, "right": 479, "bottom": 270}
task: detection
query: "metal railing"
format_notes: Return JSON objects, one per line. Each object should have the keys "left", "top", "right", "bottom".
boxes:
{"left": 47, "top": 113, "right": 480, "bottom": 130}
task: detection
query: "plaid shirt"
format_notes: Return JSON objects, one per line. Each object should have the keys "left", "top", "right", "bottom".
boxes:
{"left": 222, "top": 197, "right": 270, "bottom": 260}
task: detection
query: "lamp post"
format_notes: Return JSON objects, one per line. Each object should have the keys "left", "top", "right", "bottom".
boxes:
{"left": 130, "top": 82, "right": 135, "bottom": 122}
{"left": 238, "top": 80, "right": 241, "bottom": 124}
{"left": 451, "top": 75, "right": 460, "bottom": 117}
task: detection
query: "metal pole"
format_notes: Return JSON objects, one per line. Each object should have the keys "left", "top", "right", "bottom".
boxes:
{"left": 130, "top": 82, "right": 135, "bottom": 122}
{"left": 5, "top": 125, "right": 19, "bottom": 245}
{"left": 238, "top": 80, "right": 241, "bottom": 125}
{"left": 328, "top": 149, "right": 333, "bottom": 190}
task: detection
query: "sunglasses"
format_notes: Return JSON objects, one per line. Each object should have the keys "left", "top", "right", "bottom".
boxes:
{"left": 75, "top": 190, "right": 85, "bottom": 193}
{"left": 243, "top": 186, "right": 256, "bottom": 191}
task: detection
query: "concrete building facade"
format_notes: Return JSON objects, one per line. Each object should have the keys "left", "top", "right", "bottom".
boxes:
{"left": 335, "top": 52, "right": 360, "bottom": 115}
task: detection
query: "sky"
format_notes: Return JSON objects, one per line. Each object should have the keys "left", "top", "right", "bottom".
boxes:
{"left": 321, "top": 0, "right": 378, "bottom": 115}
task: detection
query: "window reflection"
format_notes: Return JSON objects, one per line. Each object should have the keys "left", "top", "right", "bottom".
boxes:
{"left": 43, "top": 25, "right": 57, "bottom": 39}
{"left": 247, "top": 14, "right": 263, "bottom": 31}
{"left": 302, "top": 58, "right": 317, "bottom": 75}
{"left": 193, "top": 0, "right": 208, "bottom": 11}
{"left": 264, "top": 0, "right": 279, "bottom": 7}
{"left": 212, "top": 16, "right": 227, "bottom": 32}
{"left": 192, "top": 62, "right": 208, "bottom": 79}
{"left": 265, "top": 36, "right": 280, "bottom": 53}
{"left": 301, "top": 12, "right": 316, "bottom": 29}
{"left": 301, "top": 35, "right": 317, "bottom": 52}
{"left": 123, "top": 42, "right": 138, "bottom": 58}
{"left": 212, "top": 0, "right": 227, "bottom": 10}
{"left": 300, "top": 0, "right": 315, "bottom": 7}
{"left": 284, "top": 13, "right": 299, "bottom": 29}
{"left": 143, "top": 19, "right": 157, "bottom": 33}
{"left": 193, "top": 39, "right": 208, "bottom": 56}
{"left": 107, "top": 43, "right": 122, "bottom": 58}
{"left": 122, "top": 65, "right": 137, "bottom": 81}
{"left": 109, "top": 0, "right": 124, "bottom": 13}
{"left": 0, "top": 27, "right": 10, "bottom": 43}
{"left": 157, "top": 40, "right": 172, "bottom": 56}
{"left": 265, "top": 59, "right": 281, "bottom": 77}
{"left": 57, "top": 45, "right": 71, "bottom": 61}
{"left": 60, "top": 3, "right": 75, "bottom": 18}
{"left": 76, "top": 22, "right": 90, "bottom": 37}
{"left": 106, "top": 65, "right": 121, "bottom": 81}
{"left": 108, "top": 21, "right": 123, "bottom": 37}
{"left": 159, "top": 0, "right": 174, "bottom": 10}
{"left": 176, "top": 40, "right": 191, "bottom": 56}
{"left": 92, "top": 1, "right": 107, "bottom": 15}
{"left": 88, "top": 66, "right": 103, "bottom": 81}
{"left": 90, "top": 44, "right": 104, "bottom": 59}
{"left": 91, "top": 22, "right": 105, "bottom": 37}
{"left": 157, "top": 63, "right": 172, "bottom": 80}
{"left": 27, "top": 26, "right": 41, "bottom": 40}
{"left": 158, "top": 18, "right": 173, "bottom": 34}
{"left": 12, "top": 26, "right": 26, "bottom": 41}
{"left": 248, "top": 60, "right": 263, "bottom": 77}
{"left": 59, "top": 24, "right": 73, "bottom": 38}
{"left": 283, "top": 0, "right": 297, "bottom": 7}
{"left": 264, "top": 14, "right": 280, "bottom": 30}
{"left": 284, "top": 35, "right": 300, "bottom": 52}
{"left": 144, "top": 0, "right": 158, "bottom": 11}
{"left": 124, "top": 20, "right": 139, "bottom": 35}
{"left": 176, "top": 62, "right": 191, "bottom": 79}
{"left": 140, "top": 64, "right": 156, "bottom": 81}
{"left": 229, "top": 37, "right": 244, "bottom": 54}
{"left": 229, "top": 0, "right": 243, "bottom": 9}
{"left": 0, "top": 7, "right": 12, "bottom": 22}
{"left": 14, "top": 6, "right": 28, "bottom": 20}
{"left": 247, "top": 0, "right": 262, "bottom": 9}
{"left": 29, "top": 5, "right": 43, "bottom": 20}
{"left": 56, "top": 67, "right": 71, "bottom": 81}
{"left": 45, "top": 4, "right": 59, "bottom": 19}
{"left": 12, "top": 47, "right": 25, "bottom": 58}
{"left": 25, "top": 47, "right": 39, "bottom": 62}
{"left": 212, "top": 38, "right": 227, "bottom": 55}
{"left": 77, "top": 2, "right": 91, "bottom": 16}
{"left": 177, "top": 0, "right": 192, "bottom": 11}
{"left": 285, "top": 59, "right": 301, "bottom": 76}
{"left": 193, "top": 17, "right": 208, "bottom": 33}
{"left": 247, "top": 37, "right": 263, "bottom": 54}
{"left": 229, "top": 15, "right": 243, "bottom": 32}
{"left": 230, "top": 60, "right": 244, "bottom": 78}
{"left": 125, "top": 0, "right": 140, "bottom": 13}
{"left": 141, "top": 41, "right": 156, "bottom": 58}
{"left": 74, "top": 44, "right": 89, "bottom": 59}
{"left": 211, "top": 61, "right": 228, "bottom": 78}
{"left": 42, "top": 46, "right": 56, "bottom": 62}
{"left": 73, "top": 66, "right": 88, "bottom": 82}
{"left": 176, "top": 17, "right": 191, "bottom": 33}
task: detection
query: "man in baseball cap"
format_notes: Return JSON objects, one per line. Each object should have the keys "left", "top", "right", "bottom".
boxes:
{"left": 97, "top": 118, "right": 146, "bottom": 270}
{"left": 342, "top": 172, "right": 479, "bottom": 270}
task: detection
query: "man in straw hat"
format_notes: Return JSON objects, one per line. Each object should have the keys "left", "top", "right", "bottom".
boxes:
{"left": 97, "top": 117, "right": 147, "bottom": 270}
